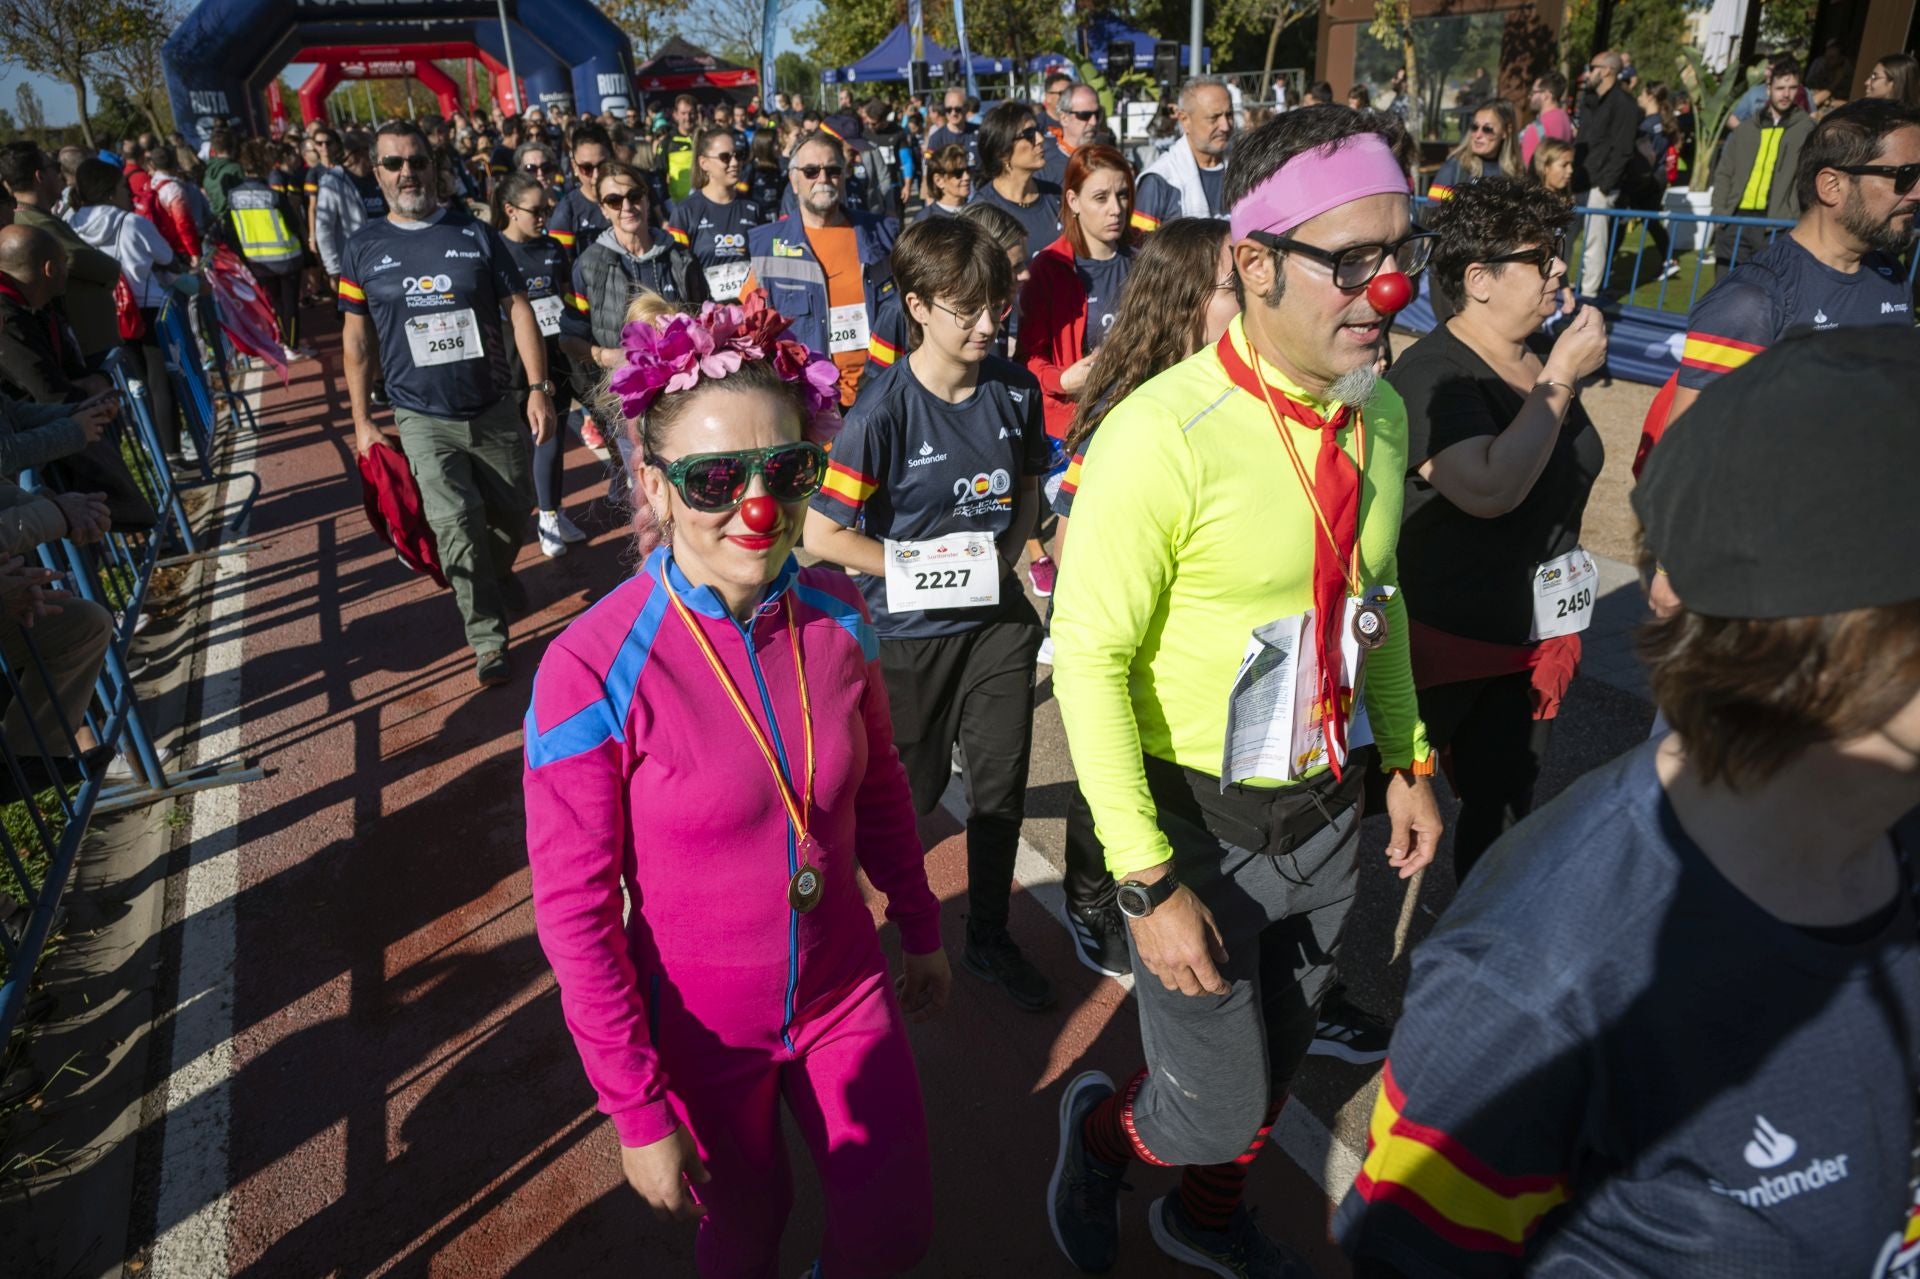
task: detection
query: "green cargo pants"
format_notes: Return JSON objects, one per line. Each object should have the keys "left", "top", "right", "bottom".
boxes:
{"left": 393, "top": 398, "right": 534, "bottom": 655}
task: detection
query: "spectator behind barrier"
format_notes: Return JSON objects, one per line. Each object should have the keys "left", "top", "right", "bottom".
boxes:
{"left": 0, "top": 225, "right": 112, "bottom": 405}
{"left": 0, "top": 142, "right": 123, "bottom": 365}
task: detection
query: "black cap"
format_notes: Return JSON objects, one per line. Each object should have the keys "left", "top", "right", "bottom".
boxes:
{"left": 1632, "top": 325, "right": 1920, "bottom": 619}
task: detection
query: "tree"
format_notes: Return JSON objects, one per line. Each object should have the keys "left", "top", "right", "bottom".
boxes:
{"left": 681, "top": 0, "right": 798, "bottom": 69}
{"left": 1560, "top": 0, "right": 1702, "bottom": 84}
{"left": 15, "top": 83, "right": 46, "bottom": 135}
{"left": 775, "top": 51, "right": 823, "bottom": 99}
{"left": 606, "top": 0, "right": 684, "bottom": 59}
{"left": 0, "top": 0, "right": 146, "bottom": 149}
{"left": 1369, "top": 0, "right": 1421, "bottom": 136}
{"left": 94, "top": 0, "right": 177, "bottom": 138}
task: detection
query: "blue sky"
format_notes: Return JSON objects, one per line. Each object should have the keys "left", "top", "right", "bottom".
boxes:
{"left": 2, "top": 7, "right": 818, "bottom": 129}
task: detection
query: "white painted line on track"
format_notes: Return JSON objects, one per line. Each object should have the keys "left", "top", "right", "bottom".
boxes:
{"left": 936, "top": 780, "right": 1362, "bottom": 1198}
{"left": 151, "top": 378, "right": 258, "bottom": 1278}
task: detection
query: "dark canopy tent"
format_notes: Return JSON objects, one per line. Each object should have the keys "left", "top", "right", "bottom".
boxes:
{"left": 822, "top": 22, "right": 1013, "bottom": 85}
{"left": 635, "top": 36, "right": 759, "bottom": 106}
{"left": 1075, "top": 15, "right": 1208, "bottom": 73}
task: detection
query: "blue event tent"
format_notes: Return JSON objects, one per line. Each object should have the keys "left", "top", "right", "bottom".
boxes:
{"left": 824, "top": 22, "right": 1014, "bottom": 84}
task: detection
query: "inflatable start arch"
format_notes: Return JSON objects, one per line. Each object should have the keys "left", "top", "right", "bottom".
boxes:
{"left": 163, "top": 0, "right": 636, "bottom": 142}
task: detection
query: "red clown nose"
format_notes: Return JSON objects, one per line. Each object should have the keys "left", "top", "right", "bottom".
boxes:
{"left": 739, "top": 495, "right": 780, "bottom": 533}
{"left": 1367, "top": 271, "right": 1413, "bottom": 315}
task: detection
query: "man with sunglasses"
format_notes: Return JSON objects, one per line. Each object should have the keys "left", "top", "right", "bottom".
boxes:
{"left": 804, "top": 216, "right": 1052, "bottom": 1013}
{"left": 925, "top": 88, "right": 981, "bottom": 202}
{"left": 314, "top": 137, "right": 386, "bottom": 292}
{"left": 1650, "top": 100, "right": 1919, "bottom": 468}
{"left": 1041, "top": 84, "right": 1104, "bottom": 187}
{"left": 545, "top": 122, "right": 613, "bottom": 252}
{"left": 1573, "top": 51, "right": 1641, "bottom": 296}
{"left": 340, "top": 122, "right": 556, "bottom": 688}
{"left": 743, "top": 131, "right": 898, "bottom": 408}
{"left": 1132, "top": 77, "right": 1235, "bottom": 235}
{"left": 1048, "top": 106, "right": 1443, "bottom": 1274}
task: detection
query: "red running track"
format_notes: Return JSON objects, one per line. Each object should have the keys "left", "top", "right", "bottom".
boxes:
{"left": 178, "top": 318, "right": 1350, "bottom": 1277}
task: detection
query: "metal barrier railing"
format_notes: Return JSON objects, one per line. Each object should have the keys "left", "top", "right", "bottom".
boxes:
{"left": 156, "top": 298, "right": 262, "bottom": 535}
{"left": 0, "top": 310, "right": 266, "bottom": 1050}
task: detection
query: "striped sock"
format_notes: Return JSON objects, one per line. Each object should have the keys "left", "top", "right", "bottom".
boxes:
{"left": 1081, "top": 1067, "right": 1154, "bottom": 1167}
{"left": 1176, "top": 1097, "right": 1287, "bottom": 1234}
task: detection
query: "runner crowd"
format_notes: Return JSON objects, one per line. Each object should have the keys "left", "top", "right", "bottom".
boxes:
{"left": 1, "top": 33, "right": 1917, "bottom": 1279}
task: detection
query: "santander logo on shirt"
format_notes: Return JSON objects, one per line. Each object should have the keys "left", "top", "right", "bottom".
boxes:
{"left": 1708, "top": 1116, "right": 1853, "bottom": 1210}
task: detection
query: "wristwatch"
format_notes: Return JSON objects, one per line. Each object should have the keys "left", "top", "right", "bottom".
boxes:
{"left": 530, "top": 379, "right": 557, "bottom": 396}
{"left": 1116, "top": 869, "right": 1180, "bottom": 920}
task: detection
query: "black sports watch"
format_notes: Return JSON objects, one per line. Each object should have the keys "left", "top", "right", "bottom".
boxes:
{"left": 1116, "top": 869, "right": 1180, "bottom": 920}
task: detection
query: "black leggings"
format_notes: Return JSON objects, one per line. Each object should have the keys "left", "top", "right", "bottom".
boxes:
{"left": 258, "top": 266, "right": 301, "bottom": 348}
{"left": 526, "top": 383, "right": 578, "bottom": 512}
{"left": 1416, "top": 671, "right": 1556, "bottom": 882}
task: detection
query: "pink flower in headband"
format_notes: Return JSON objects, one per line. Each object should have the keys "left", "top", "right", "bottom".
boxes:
{"left": 610, "top": 295, "right": 843, "bottom": 443}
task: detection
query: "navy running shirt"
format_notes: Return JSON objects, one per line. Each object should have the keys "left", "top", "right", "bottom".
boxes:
{"left": 1678, "top": 235, "right": 1912, "bottom": 391}
{"left": 546, "top": 184, "right": 609, "bottom": 254}
{"left": 812, "top": 353, "right": 1048, "bottom": 640}
{"left": 971, "top": 179, "right": 1063, "bottom": 258}
{"left": 666, "top": 192, "right": 764, "bottom": 300}
{"left": 1076, "top": 251, "right": 1132, "bottom": 353}
{"left": 1335, "top": 741, "right": 1920, "bottom": 1278}
{"left": 339, "top": 207, "right": 526, "bottom": 420}
{"left": 501, "top": 232, "right": 569, "bottom": 388}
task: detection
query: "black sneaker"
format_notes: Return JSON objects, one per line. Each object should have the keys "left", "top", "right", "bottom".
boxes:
{"left": 961, "top": 929, "right": 1055, "bottom": 1011}
{"left": 1048, "top": 1070, "right": 1127, "bottom": 1273}
{"left": 475, "top": 649, "right": 511, "bottom": 688}
{"left": 1147, "top": 1195, "right": 1317, "bottom": 1279}
{"left": 1063, "top": 902, "right": 1132, "bottom": 978}
{"left": 1309, "top": 993, "right": 1392, "bottom": 1065}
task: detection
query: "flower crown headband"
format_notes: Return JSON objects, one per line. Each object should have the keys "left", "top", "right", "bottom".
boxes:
{"left": 607, "top": 293, "right": 844, "bottom": 444}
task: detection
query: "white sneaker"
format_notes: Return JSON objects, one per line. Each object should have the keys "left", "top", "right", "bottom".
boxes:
{"left": 1037, "top": 636, "right": 1055, "bottom": 666}
{"left": 550, "top": 509, "right": 588, "bottom": 544}
{"left": 537, "top": 511, "right": 569, "bottom": 559}
{"left": 1659, "top": 259, "right": 1682, "bottom": 280}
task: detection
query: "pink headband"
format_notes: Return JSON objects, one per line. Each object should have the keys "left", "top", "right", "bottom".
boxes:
{"left": 1228, "top": 134, "right": 1410, "bottom": 242}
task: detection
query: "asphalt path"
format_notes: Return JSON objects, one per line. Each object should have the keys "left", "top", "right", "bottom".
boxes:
{"left": 136, "top": 308, "right": 1656, "bottom": 1278}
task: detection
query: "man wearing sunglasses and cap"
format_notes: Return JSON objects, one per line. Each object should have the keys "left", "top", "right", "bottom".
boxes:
{"left": 743, "top": 130, "right": 898, "bottom": 409}
{"left": 1047, "top": 105, "right": 1443, "bottom": 1275}
{"left": 1337, "top": 325, "right": 1920, "bottom": 1279}
{"left": 340, "top": 121, "right": 558, "bottom": 688}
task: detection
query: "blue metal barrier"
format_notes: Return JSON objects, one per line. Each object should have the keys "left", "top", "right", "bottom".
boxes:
{"left": 1398, "top": 195, "right": 1920, "bottom": 387}
{"left": 155, "top": 298, "right": 262, "bottom": 534}
{"left": 1, "top": 322, "right": 268, "bottom": 1050}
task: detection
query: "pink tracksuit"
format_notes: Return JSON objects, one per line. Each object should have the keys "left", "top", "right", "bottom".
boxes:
{"left": 523, "top": 548, "right": 942, "bottom": 1278}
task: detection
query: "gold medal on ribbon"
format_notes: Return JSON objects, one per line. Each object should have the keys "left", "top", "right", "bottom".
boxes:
{"left": 664, "top": 575, "right": 821, "bottom": 915}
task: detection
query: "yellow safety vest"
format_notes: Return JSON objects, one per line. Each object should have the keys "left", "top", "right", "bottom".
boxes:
{"left": 228, "top": 185, "right": 301, "bottom": 264}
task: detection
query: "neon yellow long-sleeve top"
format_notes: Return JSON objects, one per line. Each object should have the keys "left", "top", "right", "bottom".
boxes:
{"left": 1052, "top": 316, "right": 1432, "bottom": 876}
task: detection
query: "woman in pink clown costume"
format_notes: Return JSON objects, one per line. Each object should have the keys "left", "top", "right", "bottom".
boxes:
{"left": 522, "top": 294, "right": 952, "bottom": 1278}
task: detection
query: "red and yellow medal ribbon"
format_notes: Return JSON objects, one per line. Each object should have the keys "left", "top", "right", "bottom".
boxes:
{"left": 662, "top": 576, "right": 815, "bottom": 841}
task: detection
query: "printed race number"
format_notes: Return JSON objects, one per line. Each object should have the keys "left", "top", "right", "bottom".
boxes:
{"left": 883, "top": 533, "right": 1000, "bottom": 612}
{"left": 532, "top": 294, "right": 565, "bottom": 336}
{"left": 404, "top": 309, "right": 483, "bottom": 367}
{"left": 828, "top": 301, "right": 871, "bottom": 355}
{"left": 1529, "top": 547, "right": 1598, "bottom": 641}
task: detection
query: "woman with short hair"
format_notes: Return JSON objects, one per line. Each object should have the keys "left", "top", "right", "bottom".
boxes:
{"left": 1387, "top": 176, "right": 1610, "bottom": 881}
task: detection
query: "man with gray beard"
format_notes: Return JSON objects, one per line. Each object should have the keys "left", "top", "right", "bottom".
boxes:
{"left": 339, "top": 121, "right": 557, "bottom": 688}
{"left": 1046, "top": 106, "right": 1445, "bottom": 1275}
{"left": 1655, "top": 99, "right": 1919, "bottom": 446}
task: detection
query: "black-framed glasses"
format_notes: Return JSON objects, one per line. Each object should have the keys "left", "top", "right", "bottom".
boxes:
{"left": 1838, "top": 162, "right": 1920, "bottom": 195}
{"left": 1018, "top": 125, "right": 1045, "bottom": 144}
{"left": 1468, "top": 122, "right": 1502, "bottom": 136}
{"left": 1247, "top": 227, "right": 1435, "bottom": 289}
{"left": 523, "top": 161, "right": 556, "bottom": 174}
{"left": 648, "top": 442, "right": 827, "bottom": 512}
{"left": 575, "top": 159, "right": 602, "bottom": 174}
{"left": 508, "top": 202, "right": 548, "bottom": 220}
{"left": 796, "top": 164, "right": 844, "bottom": 180}
{"left": 1067, "top": 108, "right": 1101, "bottom": 122}
{"left": 706, "top": 151, "right": 739, "bottom": 165}
{"left": 377, "top": 155, "right": 433, "bottom": 172}
{"left": 932, "top": 298, "right": 1013, "bottom": 328}
{"left": 600, "top": 187, "right": 645, "bottom": 209}
{"left": 1484, "top": 232, "right": 1569, "bottom": 276}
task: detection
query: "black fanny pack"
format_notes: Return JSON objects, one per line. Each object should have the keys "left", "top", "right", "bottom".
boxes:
{"left": 1141, "top": 748, "right": 1373, "bottom": 859}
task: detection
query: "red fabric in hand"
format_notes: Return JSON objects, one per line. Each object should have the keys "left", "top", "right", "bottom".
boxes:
{"left": 358, "top": 440, "right": 448, "bottom": 589}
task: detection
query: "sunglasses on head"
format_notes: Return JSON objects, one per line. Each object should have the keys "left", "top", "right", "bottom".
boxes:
{"left": 378, "top": 155, "right": 433, "bottom": 172}
{"left": 600, "top": 187, "right": 645, "bottom": 209}
{"left": 648, "top": 442, "right": 828, "bottom": 512}
{"left": 796, "top": 164, "right": 844, "bottom": 180}
{"left": 1839, "top": 162, "right": 1920, "bottom": 195}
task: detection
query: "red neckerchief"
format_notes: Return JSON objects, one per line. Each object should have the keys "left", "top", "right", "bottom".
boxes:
{"left": 0, "top": 277, "right": 64, "bottom": 365}
{"left": 1216, "top": 330, "right": 1362, "bottom": 776}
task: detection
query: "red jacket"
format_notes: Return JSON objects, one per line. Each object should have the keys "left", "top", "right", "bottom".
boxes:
{"left": 146, "top": 174, "right": 201, "bottom": 264}
{"left": 1014, "top": 235, "right": 1089, "bottom": 441}
{"left": 359, "top": 441, "right": 448, "bottom": 588}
